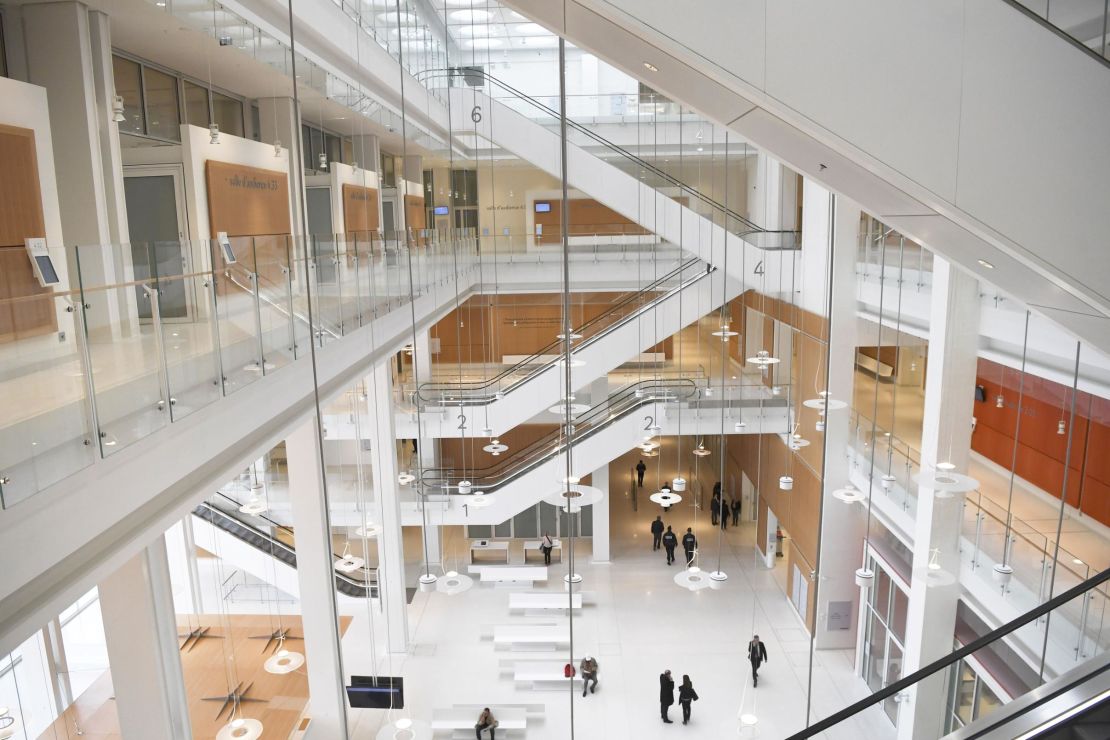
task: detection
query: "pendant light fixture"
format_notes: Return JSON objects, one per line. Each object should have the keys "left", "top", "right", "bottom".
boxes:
{"left": 111, "top": 95, "right": 126, "bottom": 123}
{"left": 238, "top": 461, "right": 268, "bottom": 514}
{"left": 334, "top": 541, "right": 365, "bottom": 574}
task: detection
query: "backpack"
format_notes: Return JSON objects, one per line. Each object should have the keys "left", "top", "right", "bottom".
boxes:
{"left": 564, "top": 663, "right": 576, "bottom": 678}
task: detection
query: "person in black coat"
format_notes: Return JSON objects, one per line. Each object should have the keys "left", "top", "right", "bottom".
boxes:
{"left": 661, "top": 526, "right": 678, "bottom": 565}
{"left": 678, "top": 674, "right": 699, "bottom": 725}
{"left": 731, "top": 498, "right": 742, "bottom": 526}
{"left": 636, "top": 459, "right": 647, "bottom": 487}
{"left": 681, "top": 528, "right": 697, "bottom": 566}
{"left": 720, "top": 499, "right": 729, "bottom": 530}
{"left": 659, "top": 669, "right": 675, "bottom": 723}
{"left": 748, "top": 634, "right": 769, "bottom": 686}
{"left": 650, "top": 516, "right": 664, "bottom": 551}
{"left": 710, "top": 491, "right": 721, "bottom": 525}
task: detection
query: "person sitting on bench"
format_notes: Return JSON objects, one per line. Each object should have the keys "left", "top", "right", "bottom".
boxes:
{"left": 475, "top": 707, "right": 498, "bottom": 739}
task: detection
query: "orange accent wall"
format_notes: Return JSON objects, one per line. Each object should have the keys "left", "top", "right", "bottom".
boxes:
{"left": 973, "top": 358, "right": 1110, "bottom": 525}
{"left": 342, "top": 183, "right": 379, "bottom": 236}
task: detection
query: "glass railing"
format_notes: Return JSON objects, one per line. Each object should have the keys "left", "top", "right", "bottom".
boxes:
{"left": 419, "top": 376, "right": 789, "bottom": 496}
{"left": 848, "top": 408, "right": 1101, "bottom": 615}
{"left": 1006, "top": 0, "right": 1110, "bottom": 62}
{"left": 0, "top": 230, "right": 477, "bottom": 509}
{"left": 411, "top": 257, "right": 706, "bottom": 406}
{"left": 418, "top": 68, "right": 801, "bottom": 250}
{"left": 786, "top": 567, "right": 1110, "bottom": 739}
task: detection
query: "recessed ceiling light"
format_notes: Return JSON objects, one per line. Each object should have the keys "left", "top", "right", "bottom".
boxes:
{"left": 978, "top": 259, "right": 994, "bottom": 269}
{"left": 450, "top": 9, "right": 491, "bottom": 22}
{"left": 643, "top": 61, "right": 658, "bottom": 72}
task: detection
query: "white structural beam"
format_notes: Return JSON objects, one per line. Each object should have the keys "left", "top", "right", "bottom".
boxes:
{"left": 897, "top": 257, "right": 980, "bottom": 740}
{"left": 286, "top": 417, "right": 350, "bottom": 737}
{"left": 368, "top": 361, "right": 411, "bottom": 653}
{"left": 812, "top": 187, "right": 867, "bottom": 650}
{"left": 97, "top": 537, "right": 192, "bottom": 739}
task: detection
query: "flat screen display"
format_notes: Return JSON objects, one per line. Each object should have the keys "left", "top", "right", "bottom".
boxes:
{"left": 535, "top": 202, "right": 552, "bottom": 213}
{"left": 433, "top": 206, "right": 449, "bottom": 216}
{"left": 346, "top": 675, "right": 404, "bottom": 709}
{"left": 34, "top": 255, "right": 60, "bottom": 285}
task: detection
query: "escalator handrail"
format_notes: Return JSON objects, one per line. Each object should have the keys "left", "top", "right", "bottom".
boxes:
{"left": 785, "top": 566, "right": 1110, "bottom": 739}
{"left": 196, "top": 498, "right": 377, "bottom": 594}
{"left": 419, "top": 67, "right": 795, "bottom": 240}
{"left": 419, "top": 377, "right": 700, "bottom": 491}
{"left": 415, "top": 258, "right": 707, "bottom": 402}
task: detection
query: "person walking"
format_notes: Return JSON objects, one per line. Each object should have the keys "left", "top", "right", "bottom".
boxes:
{"left": 659, "top": 669, "right": 675, "bottom": 723}
{"left": 748, "top": 634, "right": 769, "bottom": 686}
{"left": 540, "top": 532, "right": 555, "bottom": 565}
{"left": 682, "top": 527, "right": 697, "bottom": 566}
{"left": 731, "top": 498, "right": 742, "bottom": 526}
{"left": 580, "top": 655, "right": 599, "bottom": 696}
{"left": 474, "top": 707, "right": 498, "bottom": 739}
{"left": 662, "top": 525, "right": 678, "bottom": 565}
{"left": 636, "top": 459, "right": 647, "bottom": 487}
{"left": 650, "top": 516, "right": 664, "bottom": 551}
{"left": 710, "top": 491, "right": 721, "bottom": 525}
{"left": 677, "top": 674, "right": 699, "bottom": 725}
{"left": 720, "top": 498, "right": 729, "bottom": 530}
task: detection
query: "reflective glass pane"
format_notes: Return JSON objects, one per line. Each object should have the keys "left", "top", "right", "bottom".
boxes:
{"left": 111, "top": 55, "right": 144, "bottom": 135}
{"left": 142, "top": 66, "right": 180, "bottom": 141}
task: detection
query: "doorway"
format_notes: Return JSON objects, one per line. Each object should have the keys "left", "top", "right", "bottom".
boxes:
{"left": 122, "top": 165, "right": 191, "bottom": 321}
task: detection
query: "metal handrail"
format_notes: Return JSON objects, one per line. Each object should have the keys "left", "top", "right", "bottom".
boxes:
{"left": 420, "top": 377, "right": 700, "bottom": 492}
{"left": 415, "top": 258, "right": 707, "bottom": 403}
{"left": 785, "top": 567, "right": 1110, "bottom": 739}
{"left": 417, "top": 67, "right": 800, "bottom": 246}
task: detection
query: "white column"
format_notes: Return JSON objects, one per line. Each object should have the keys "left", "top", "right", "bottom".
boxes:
{"left": 896, "top": 257, "right": 979, "bottom": 740}
{"left": 165, "top": 519, "right": 205, "bottom": 614}
{"left": 22, "top": 1, "right": 124, "bottom": 331}
{"left": 591, "top": 464, "right": 611, "bottom": 563}
{"left": 368, "top": 361, "right": 411, "bottom": 653}
{"left": 748, "top": 153, "right": 783, "bottom": 231}
{"left": 98, "top": 537, "right": 192, "bottom": 739}
{"left": 812, "top": 188, "right": 867, "bottom": 650}
{"left": 286, "top": 418, "right": 350, "bottom": 737}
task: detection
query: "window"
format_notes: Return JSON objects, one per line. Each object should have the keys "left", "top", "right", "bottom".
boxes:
{"left": 250, "top": 103, "right": 261, "bottom": 141}
{"left": 212, "top": 91, "right": 243, "bottom": 137}
{"left": 142, "top": 66, "right": 180, "bottom": 141}
{"left": 325, "top": 133, "right": 342, "bottom": 166}
{"left": 859, "top": 553, "right": 908, "bottom": 729}
{"left": 0, "top": 12, "right": 9, "bottom": 78}
{"left": 944, "top": 656, "right": 1006, "bottom": 733}
{"left": 112, "top": 55, "right": 144, "bottom": 136}
{"left": 183, "top": 81, "right": 210, "bottom": 127}
{"left": 380, "top": 153, "right": 397, "bottom": 187}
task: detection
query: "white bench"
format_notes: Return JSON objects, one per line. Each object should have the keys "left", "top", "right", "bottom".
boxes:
{"left": 493, "top": 624, "right": 569, "bottom": 651}
{"left": 453, "top": 703, "right": 545, "bottom": 720}
{"left": 509, "top": 592, "right": 582, "bottom": 613}
{"left": 523, "top": 539, "right": 562, "bottom": 563}
{"left": 470, "top": 540, "right": 510, "bottom": 563}
{"left": 432, "top": 707, "right": 527, "bottom": 735}
{"left": 468, "top": 565, "right": 548, "bottom": 586}
{"left": 511, "top": 660, "right": 584, "bottom": 690}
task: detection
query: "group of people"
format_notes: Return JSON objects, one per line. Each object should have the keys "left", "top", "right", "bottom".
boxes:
{"left": 657, "top": 637, "right": 769, "bottom": 727}
{"left": 710, "top": 485, "right": 741, "bottom": 529}
{"left": 651, "top": 518, "right": 698, "bottom": 566}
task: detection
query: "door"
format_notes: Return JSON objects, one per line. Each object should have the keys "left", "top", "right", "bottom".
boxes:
{"left": 306, "top": 187, "right": 336, "bottom": 284}
{"left": 123, "top": 165, "right": 191, "bottom": 321}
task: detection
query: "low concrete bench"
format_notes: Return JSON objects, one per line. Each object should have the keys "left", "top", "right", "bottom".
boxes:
{"left": 508, "top": 592, "right": 582, "bottom": 613}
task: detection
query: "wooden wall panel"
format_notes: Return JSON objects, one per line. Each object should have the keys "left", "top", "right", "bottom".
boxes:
{"left": 204, "top": 160, "right": 291, "bottom": 237}
{"left": 342, "top": 184, "right": 380, "bottom": 235}
{"left": 0, "top": 125, "right": 46, "bottom": 247}
{"left": 439, "top": 424, "right": 558, "bottom": 472}
{"left": 0, "top": 125, "right": 56, "bottom": 343}
{"left": 404, "top": 195, "right": 426, "bottom": 242}
{"left": 533, "top": 198, "right": 649, "bottom": 244}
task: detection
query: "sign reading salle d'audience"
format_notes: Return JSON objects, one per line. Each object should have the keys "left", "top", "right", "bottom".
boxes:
{"left": 204, "top": 160, "right": 292, "bottom": 237}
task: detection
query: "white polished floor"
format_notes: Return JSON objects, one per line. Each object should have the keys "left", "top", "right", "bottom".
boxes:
{"left": 342, "top": 457, "right": 895, "bottom": 740}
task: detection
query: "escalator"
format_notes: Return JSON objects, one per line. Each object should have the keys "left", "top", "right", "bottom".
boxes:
{"left": 404, "top": 257, "right": 743, "bottom": 437}
{"left": 193, "top": 492, "right": 377, "bottom": 599}
{"left": 783, "top": 568, "right": 1110, "bottom": 740}
{"left": 408, "top": 376, "right": 790, "bottom": 523}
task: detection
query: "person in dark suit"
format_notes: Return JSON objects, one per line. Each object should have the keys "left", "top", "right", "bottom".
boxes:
{"left": 720, "top": 499, "right": 730, "bottom": 530}
{"left": 681, "top": 528, "right": 697, "bottom": 566}
{"left": 636, "top": 459, "right": 647, "bottom": 487}
{"left": 710, "top": 491, "right": 721, "bottom": 525}
{"left": 731, "top": 498, "right": 742, "bottom": 526}
{"left": 661, "top": 526, "right": 678, "bottom": 565}
{"left": 678, "top": 674, "right": 699, "bottom": 724}
{"left": 748, "top": 634, "right": 769, "bottom": 686}
{"left": 659, "top": 669, "right": 675, "bottom": 723}
{"left": 650, "top": 516, "right": 664, "bottom": 550}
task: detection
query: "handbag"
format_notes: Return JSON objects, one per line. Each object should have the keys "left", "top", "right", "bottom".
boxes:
{"left": 564, "top": 663, "right": 576, "bottom": 678}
